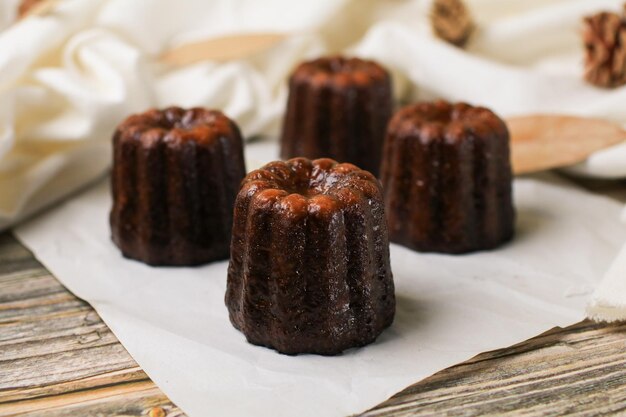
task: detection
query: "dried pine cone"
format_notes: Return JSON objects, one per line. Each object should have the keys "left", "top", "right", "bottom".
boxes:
{"left": 431, "top": 0, "right": 475, "bottom": 47}
{"left": 583, "top": 5, "right": 626, "bottom": 88}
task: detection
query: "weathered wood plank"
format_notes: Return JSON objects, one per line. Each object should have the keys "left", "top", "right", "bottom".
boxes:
{"left": 1, "top": 381, "right": 183, "bottom": 417}
{"left": 359, "top": 320, "right": 626, "bottom": 416}
{"left": 0, "top": 233, "right": 185, "bottom": 417}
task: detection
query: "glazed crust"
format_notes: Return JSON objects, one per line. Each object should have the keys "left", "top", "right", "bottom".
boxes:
{"left": 226, "top": 158, "right": 395, "bottom": 355}
{"left": 110, "top": 107, "right": 246, "bottom": 266}
{"left": 280, "top": 56, "right": 393, "bottom": 176}
{"left": 381, "top": 101, "right": 515, "bottom": 254}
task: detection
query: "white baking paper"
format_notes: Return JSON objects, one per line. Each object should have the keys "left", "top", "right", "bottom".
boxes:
{"left": 15, "top": 141, "right": 626, "bottom": 417}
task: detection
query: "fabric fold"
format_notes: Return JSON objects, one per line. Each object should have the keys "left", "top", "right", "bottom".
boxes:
{"left": 2, "top": 0, "right": 626, "bottom": 230}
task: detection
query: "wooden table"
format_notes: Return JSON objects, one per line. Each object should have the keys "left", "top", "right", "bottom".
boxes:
{"left": 1, "top": 176, "right": 626, "bottom": 417}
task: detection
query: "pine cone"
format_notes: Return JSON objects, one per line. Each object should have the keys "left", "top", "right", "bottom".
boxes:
{"left": 430, "top": 0, "right": 475, "bottom": 47}
{"left": 583, "top": 5, "right": 626, "bottom": 88}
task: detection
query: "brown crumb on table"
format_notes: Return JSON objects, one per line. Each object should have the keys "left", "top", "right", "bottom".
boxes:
{"left": 148, "top": 406, "right": 166, "bottom": 417}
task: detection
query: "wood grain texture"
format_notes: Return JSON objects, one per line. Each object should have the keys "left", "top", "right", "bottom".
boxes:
{"left": 0, "top": 233, "right": 185, "bottom": 417}
{"left": 508, "top": 115, "right": 626, "bottom": 175}
{"left": 358, "top": 320, "right": 626, "bottom": 416}
{"left": 160, "top": 33, "right": 286, "bottom": 67}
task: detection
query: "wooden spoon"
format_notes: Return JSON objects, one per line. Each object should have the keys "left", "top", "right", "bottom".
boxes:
{"left": 161, "top": 33, "right": 286, "bottom": 67}
{"left": 507, "top": 115, "right": 626, "bottom": 175}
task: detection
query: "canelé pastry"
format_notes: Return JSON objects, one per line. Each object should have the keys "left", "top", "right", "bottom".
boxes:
{"left": 280, "top": 56, "right": 393, "bottom": 176}
{"left": 110, "top": 107, "right": 246, "bottom": 266}
{"left": 226, "top": 158, "right": 395, "bottom": 355}
{"left": 380, "top": 101, "right": 514, "bottom": 254}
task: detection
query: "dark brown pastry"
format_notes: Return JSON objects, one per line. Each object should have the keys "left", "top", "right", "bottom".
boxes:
{"left": 381, "top": 101, "right": 514, "bottom": 254}
{"left": 226, "top": 158, "right": 395, "bottom": 355}
{"left": 110, "top": 107, "right": 246, "bottom": 266}
{"left": 280, "top": 56, "right": 393, "bottom": 176}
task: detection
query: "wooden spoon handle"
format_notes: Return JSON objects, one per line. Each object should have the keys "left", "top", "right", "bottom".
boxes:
{"left": 160, "top": 33, "right": 286, "bottom": 67}
{"left": 507, "top": 115, "right": 626, "bottom": 175}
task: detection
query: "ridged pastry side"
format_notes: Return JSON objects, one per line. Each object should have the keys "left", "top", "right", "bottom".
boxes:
{"left": 280, "top": 57, "right": 393, "bottom": 176}
{"left": 110, "top": 107, "right": 246, "bottom": 266}
{"left": 226, "top": 158, "right": 395, "bottom": 355}
{"left": 380, "top": 101, "right": 515, "bottom": 254}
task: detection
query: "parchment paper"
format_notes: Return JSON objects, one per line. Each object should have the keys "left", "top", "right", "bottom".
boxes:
{"left": 15, "top": 141, "right": 626, "bottom": 417}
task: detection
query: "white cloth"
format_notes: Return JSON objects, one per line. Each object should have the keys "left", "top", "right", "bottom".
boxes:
{"left": 4, "top": 1, "right": 626, "bottom": 414}
{"left": 2, "top": 0, "right": 626, "bottom": 231}
{"left": 15, "top": 143, "right": 626, "bottom": 417}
